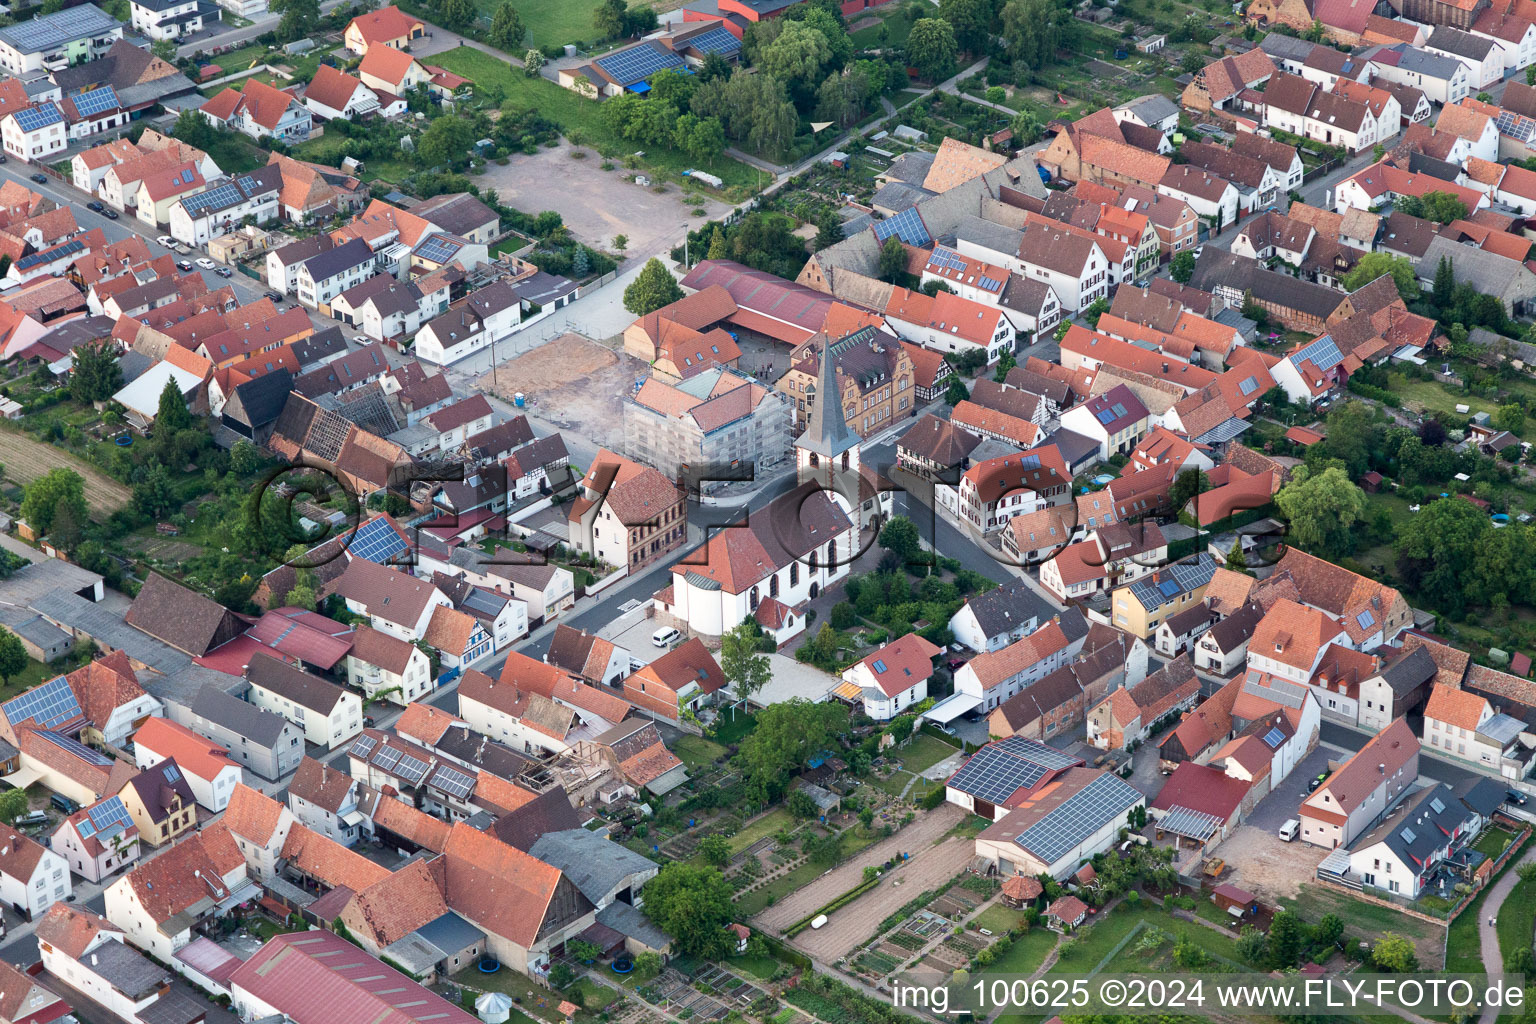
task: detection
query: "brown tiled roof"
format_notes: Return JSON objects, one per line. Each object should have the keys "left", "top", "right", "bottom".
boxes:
{"left": 35, "top": 903, "right": 123, "bottom": 959}
{"left": 922, "top": 137, "right": 1007, "bottom": 193}
{"left": 248, "top": 656, "right": 349, "bottom": 716}
{"left": 325, "top": 558, "right": 443, "bottom": 631}
{"left": 125, "top": 827, "right": 246, "bottom": 924}
{"left": 281, "top": 823, "right": 391, "bottom": 889}
{"left": 125, "top": 573, "right": 244, "bottom": 657}
{"left": 897, "top": 413, "right": 981, "bottom": 464}
{"left": 368, "top": 794, "right": 451, "bottom": 852}
{"left": 1308, "top": 718, "right": 1417, "bottom": 817}
{"left": 348, "top": 625, "right": 418, "bottom": 676}
{"left": 393, "top": 702, "right": 460, "bottom": 747}
{"left": 222, "top": 783, "right": 288, "bottom": 846}
{"left": 345, "top": 857, "right": 448, "bottom": 946}
{"left": 67, "top": 649, "right": 148, "bottom": 731}
{"left": 441, "top": 822, "right": 571, "bottom": 948}
{"left": 289, "top": 756, "right": 354, "bottom": 814}
{"left": 1425, "top": 683, "right": 1489, "bottom": 730}
{"left": 424, "top": 605, "right": 478, "bottom": 657}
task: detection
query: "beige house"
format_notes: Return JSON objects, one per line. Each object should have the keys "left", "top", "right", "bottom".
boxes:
{"left": 1109, "top": 555, "right": 1217, "bottom": 639}
{"left": 567, "top": 449, "right": 687, "bottom": 575}
{"left": 1298, "top": 718, "right": 1418, "bottom": 849}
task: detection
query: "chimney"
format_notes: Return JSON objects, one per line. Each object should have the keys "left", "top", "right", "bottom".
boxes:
{"left": 1378, "top": 763, "right": 1385, "bottom": 774}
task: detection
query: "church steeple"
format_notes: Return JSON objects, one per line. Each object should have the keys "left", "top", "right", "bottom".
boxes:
{"left": 796, "top": 335, "right": 859, "bottom": 460}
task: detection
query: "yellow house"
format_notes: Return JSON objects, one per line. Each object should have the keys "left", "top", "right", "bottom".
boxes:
{"left": 343, "top": 5, "right": 424, "bottom": 55}
{"left": 118, "top": 759, "right": 197, "bottom": 848}
{"left": 1109, "top": 554, "right": 1217, "bottom": 639}
{"left": 358, "top": 45, "right": 429, "bottom": 97}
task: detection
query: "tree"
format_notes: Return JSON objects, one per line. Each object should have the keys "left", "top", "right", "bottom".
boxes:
{"left": 1008, "top": 110, "right": 1041, "bottom": 146}
{"left": 706, "top": 227, "right": 729, "bottom": 260}
{"left": 677, "top": 115, "right": 726, "bottom": 164}
{"left": 1181, "top": 50, "right": 1205, "bottom": 74}
{"left": 1266, "top": 911, "right": 1304, "bottom": 969}
{"left": 1313, "top": 913, "right": 1345, "bottom": 951}
{"left": 720, "top": 620, "right": 772, "bottom": 704}
{"left": 439, "top": 0, "right": 474, "bottom": 30}
{"left": 939, "top": 0, "right": 993, "bottom": 53}
{"left": 879, "top": 515, "right": 922, "bottom": 563}
{"left": 70, "top": 339, "right": 122, "bottom": 404}
{"left": 1224, "top": 542, "right": 1250, "bottom": 576}
{"left": 1275, "top": 465, "right": 1367, "bottom": 558}
{"left": 0, "top": 789, "right": 26, "bottom": 825}
{"left": 624, "top": 258, "right": 684, "bottom": 315}
{"left": 171, "top": 108, "right": 215, "bottom": 151}
{"left": 1371, "top": 934, "right": 1418, "bottom": 973}
{"left": 786, "top": 788, "right": 818, "bottom": 818}
{"left": 945, "top": 377, "right": 970, "bottom": 405}
{"left": 633, "top": 951, "right": 663, "bottom": 979}
{"left": 877, "top": 235, "right": 907, "bottom": 282}
{"left": 641, "top": 863, "right": 735, "bottom": 958}
{"left": 1432, "top": 255, "right": 1455, "bottom": 309}
{"left": 523, "top": 48, "right": 545, "bottom": 76}
{"left": 0, "top": 629, "right": 26, "bottom": 685}
{"left": 269, "top": 0, "right": 320, "bottom": 40}
{"left": 156, "top": 378, "right": 193, "bottom": 434}
{"left": 1495, "top": 403, "right": 1526, "bottom": 435}
{"left": 131, "top": 464, "right": 176, "bottom": 519}
{"left": 1340, "top": 252, "right": 1419, "bottom": 301}
{"left": 737, "top": 698, "right": 849, "bottom": 804}
{"left": 418, "top": 115, "right": 476, "bottom": 169}
{"left": 49, "top": 500, "right": 82, "bottom": 552}
{"left": 488, "top": 3, "right": 526, "bottom": 50}
{"left": 1395, "top": 495, "right": 1488, "bottom": 607}
{"left": 760, "top": 19, "right": 833, "bottom": 83}
{"left": 150, "top": 38, "right": 177, "bottom": 62}
{"left": 1169, "top": 469, "right": 1209, "bottom": 514}
{"left": 613, "top": 234, "right": 629, "bottom": 252}
{"left": 594, "top": 0, "right": 627, "bottom": 38}
{"left": 1396, "top": 190, "right": 1468, "bottom": 224}
{"left": 231, "top": 440, "right": 264, "bottom": 477}
{"left": 1000, "top": 0, "right": 1060, "bottom": 68}
{"left": 1170, "top": 250, "right": 1196, "bottom": 283}
{"left": 546, "top": 964, "right": 576, "bottom": 990}
{"left": 698, "top": 834, "right": 731, "bottom": 866}
{"left": 285, "top": 568, "right": 319, "bottom": 611}
{"left": 20, "top": 467, "right": 88, "bottom": 537}
{"left": 905, "top": 17, "right": 958, "bottom": 81}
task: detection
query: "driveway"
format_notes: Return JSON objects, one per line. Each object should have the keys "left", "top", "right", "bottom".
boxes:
{"left": 475, "top": 140, "right": 732, "bottom": 257}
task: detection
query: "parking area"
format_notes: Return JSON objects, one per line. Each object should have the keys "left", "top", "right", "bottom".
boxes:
{"left": 1245, "top": 744, "right": 1337, "bottom": 834}
{"left": 474, "top": 140, "right": 731, "bottom": 255}
{"left": 599, "top": 602, "right": 667, "bottom": 667}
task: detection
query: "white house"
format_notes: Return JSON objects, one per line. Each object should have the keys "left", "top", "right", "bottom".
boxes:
{"left": 883, "top": 287, "right": 1015, "bottom": 363}
{"left": 412, "top": 280, "right": 525, "bottom": 366}
{"left": 293, "top": 236, "right": 376, "bottom": 313}
{"left": 328, "top": 556, "right": 452, "bottom": 642}
{"left": 168, "top": 165, "right": 281, "bottom": 246}
{"left": 302, "top": 64, "right": 382, "bottom": 121}
{"left": 1157, "top": 165, "right": 1241, "bottom": 228}
{"left": 949, "top": 579, "right": 1054, "bottom": 654}
{"left": 103, "top": 830, "right": 254, "bottom": 962}
{"left": 199, "top": 79, "right": 312, "bottom": 143}
{"left": 1332, "top": 782, "right": 1475, "bottom": 899}
{"left": 346, "top": 626, "right": 436, "bottom": 705}
{"left": 839, "top": 633, "right": 941, "bottom": 720}
{"left": 956, "top": 218, "right": 1110, "bottom": 314}
{"left": 1058, "top": 385, "right": 1152, "bottom": 461}
{"left": 0, "top": 831, "right": 71, "bottom": 919}
{"left": 1367, "top": 45, "right": 1471, "bottom": 106}
{"left": 245, "top": 656, "right": 364, "bottom": 751}
{"left": 131, "top": 0, "right": 217, "bottom": 41}
{"left": 36, "top": 904, "right": 172, "bottom": 1024}
{"left": 131, "top": 717, "right": 242, "bottom": 812}
{"left": 1423, "top": 684, "right": 1536, "bottom": 779}
{"left": 1, "top": 103, "right": 66, "bottom": 164}
{"left": 1426, "top": 26, "right": 1505, "bottom": 89}
{"left": 951, "top": 612, "right": 1088, "bottom": 715}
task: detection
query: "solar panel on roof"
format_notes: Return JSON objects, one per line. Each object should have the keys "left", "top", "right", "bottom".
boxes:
{"left": 928, "top": 246, "right": 966, "bottom": 273}
{"left": 1399, "top": 826, "right": 1417, "bottom": 843}
{"left": 350, "top": 735, "right": 378, "bottom": 758}
{"left": 1094, "top": 408, "right": 1115, "bottom": 425}
{"left": 1158, "top": 579, "right": 1181, "bottom": 598}
{"left": 13, "top": 104, "right": 62, "bottom": 133}
{"left": 873, "top": 658, "right": 888, "bottom": 673}
{"left": 595, "top": 43, "right": 685, "bottom": 85}
{"left": 977, "top": 275, "right": 1002, "bottom": 290}
{"left": 872, "top": 207, "right": 931, "bottom": 247}
{"left": 949, "top": 738, "right": 1078, "bottom": 805}
{"left": 431, "top": 763, "right": 475, "bottom": 799}
{"left": 686, "top": 25, "right": 740, "bottom": 55}
{"left": 1356, "top": 609, "right": 1375, "bottom": 629}
{"left": 1292, "top": 334, "right": 1343, "bottom": 371}
{"left": 1429, "top": 797, "right": 1446, "bottom": 814}
{"left": 348, "top": 516, "right": 408, "bottom": 564}
{"left": 395, "top": 752, "right": 430, "bottom": 784}
{"left": 1111, "top": 403, "right": 1127, "bottom": 418}
{"left": 70, "top": 86, "right": 119, "bottom": 119}
{"left": 1238, "top": 375, "right": 1259, "bottom": 396}
{"left": 15, "top": 238, "right": 83, "bottom": 272}
{"left": 1156, "top": 804, "right": 1222, "bottom": 841}
{"left": 1013, "top": 773, "right": 1142, "bottom": 863}
{"left": 4, "top": 676, "right": 82, "bottom": 730}
{"left": 38, "top": 730, "right": 113, "bottom": 766}
{"left": 415, "top": 235, "right": 461, "bottom": 263}
{"left": 1262, "top": 726, "right": 1285, "bottom": 748}
{"left": 78, "top": 795, "right": 132, "bottom": 842}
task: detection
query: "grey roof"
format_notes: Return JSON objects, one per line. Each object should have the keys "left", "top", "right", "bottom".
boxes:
{"left": 411, "top": 911, "right": 485, "bottom": 956}
{"left": 872, "top": 181, "right": 933, "bottom": 213}
{"left": 247, "top": 655, "right": 346, "bottom": 714}
{"left": 0, "top": 5, "right": 120, "bottom": 55}
{"left": 0, "top": 607, "right": 70, "bottom": 653}
{"left": 1043, "top": 428, "right": 1102, "bottom": 471}
{"left": 882, "top": 150, "right": 936, "bottom": 186}
{"left": 1394, "top": 45, "right": 1464, "bottom": 80}
{"left": 412, "top": 193, "right": 498, "bottom": 237}
{"left": 528, "top": 828, "right": 657, "bottom": 906}
{"left": 1057, "top": 606, "right": 1090, "bottom": 645}
{"left": 1427, "top": 25, "right": 1496, "bottom": 59}
{"left": 86, "top": 936, "right": 169, "bottom": 1000}
{"left": 1351, "top": 782, "right": 1467, "bottom": 866}
{"left": 1212, "top": 307, "right": 1258, "bottom": 340}
{"left": 1203, "top": 600, "right": 1264, "bottom": 651}
{"left": 961, "top": 579, "right": 1056, "bottom": 640}
{"left": 511, "top": 270, "right": 578, "bottom": 307}
{"left": 1419, "top": 235, "right": 1534, "bottom": 300}
{"left": 134, "top": 988, "right": 206, "bottom": 1024}
{"left": 378, "top": 933, "right": 443, "bottom": 976}
{"left": 1453, "top": 776, "right": 1504, "bottom": 819}
{"left": 595, "top": 900, "right": 670, "bottom": 950}
{"left": 290, "top": 326, "right": 347, "bottom": 369}
{"left": 224, "top": 369, "right": 293, "bottom": 430}
{"left": 1477, "top": 712, "right": 1525, "bottom": 747}
{"left": 302, "top": 237, "right": 375, "bottom": 283}
{"left": 432, "top": 724, "right": 535, "bottom": 777}
{"left": 1374, "top": 645, "right": 1437, "bottom": 696}
{"left": 190, "top": 685, "right": 294, "bottom": 747}
{"left": 1405, "top": 151, "right": 1460, "bottom": 183}
{"left": 1259, "top": 33, "right": 1316, "bottom": 64}
{"left": 952, "top": 214, "right": 1024, "bottom": 260}
{"left": 1120, "top": 94, "right": 1179, "bottom": 125}
{"left": 796, "top": 335, "right": 860, "bottom": 458}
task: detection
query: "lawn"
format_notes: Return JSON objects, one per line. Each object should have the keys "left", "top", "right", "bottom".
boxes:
{"left": 452, "top": 967, "right": 604, "bottom": 1024}
{"left": 981, "top": 927, "right": 1058, "bottom": 976}
{"left": 974, "top": 904, "right": 1024, "bottom": 935}
{"left": 1282, "top": 884, "right": 1444, "bottom": 966}
{"left": 479, "top": 0, "right": 605, "bottom": 48}
{"left": 673, "top": 735, "right": 727, "bottom": 770}
{"left": 848, "top": 5, "right": 914, "bottom": 49}
{"left": 736, "top": 859, "right": 826, "bottom": 917}
{"left": 713, "top": 707, "right": 757, "bottom": 745}
{"left": 1473, "top": 825, "right": 1518, "bottom": 860}
{"left": 728, "top": 954, "right": 780, "bottom": 980}
{"left": 892, "top": 733, "right": 963, "bottom": 773}
{"left": 1384, "top": 370, "right": 1530, "bottom": 438}
{"left": 1496, "top": 872, "right": 1536, "bottom": 970}
{"left": 728, "top": 807, "right": 795, "bottom": 856}
{"left": 428, "top": 47, "right": 761, "bottom": 189}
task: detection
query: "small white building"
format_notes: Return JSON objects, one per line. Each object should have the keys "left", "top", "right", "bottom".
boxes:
{"left": 412, "top": 280, "right": 525, "bottom": 366}
{"left": 0, "top": 830, "right": 71, "bottom": 920}
{"left": 168, "top": 165, "right": 281, "bottom": 246}
{"left": 838, "top": 633, "right": 940, "bottom": 720}
{"left": 346, "top": 625, "right": 436, "bottom": 705}
{"left": 131, "top": 0, "right": 217, "bottom": 41}
{"left": 51, "top": 796, "right": 141, "bottom": 884}
{"left": 1, "top": 103, "right": 66, "bottom": 164}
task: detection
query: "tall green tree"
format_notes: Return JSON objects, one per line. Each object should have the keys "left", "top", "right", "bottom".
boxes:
{"left": 439, "top": 0, "right": 475, "bottom": 30}
{"left": 0, "top": 789, "right": 26, "bottom": 824}
{"left": 1340, "top": 252, "right": 1419, "bottom": 301}
{"left": 759, "top": 20, "right": 833, "bottom": 83}
{"left": 20, "top": 467, "right": 87, "bottom": 537}
{"left": 1169, "top": 468, "right": 1209, "bottom": 513}
{"left": 720, "top": 620, "right": 771, "bottom": 705}
{"left": 1431, "top": 255, "right": 1455, "bottom": 309}
{"left": 269, "top": 0, "right": 320, "bottom": 41}
{"left": 879, "top": 515, "right": 922, "bottom": 563}
{"left": 1170, "top": 250, "right": 1196, "bottom": 283}
{"left": 1395, "top": 495, "right": 1488, "bottom": 607}
{"left": 49, "top": 500, "right": 82, "bottom": 551}
{"left": 487, "top": 3, "right": 526, "bottom": 50}
{"left": 737, "top": 698, "right": 849, "bottom": 804}
{"left": 877, "top": 235, "right": 907, "bottom": 282}
{"left": 594, "top": 0, "right": 627, "bottom": 38}
{"left": 641, "top": 864, "right": 735, "bottom": 958}
{"left": 1274, "top": 465, "right": 1367, "bottom": 558}
{"left": 904, "top": 17, "right": 958, "bottom": 82}
{"left": 1000, "top": 0, "right": 1060, "bottom": 67}
{"left": 70, "top": 339, "right": 122, "bottom": 403}
{"left": 156, "top": 378, "right": 192, "bottom": 433}
{"left": 0, "top": 629, "right": 25, "bottom": 685}
{"left": 1396, "top": 190, "right": 1468, "bottom": 224}
{"left": 623, "top": 258, "right": 684, "bottom": 315}
{"left": 1266, "top": 911, "right": 1304, "bottom": 969}
{"left": 418, "top": 115, "right": 476, "bottom": 170}
{"left": 939, "top": 0, "right": 994, "bottom": 53}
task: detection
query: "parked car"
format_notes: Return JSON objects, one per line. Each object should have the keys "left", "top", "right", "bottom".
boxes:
{"left": 352, "top": 335, "right": 367, "bottom": 345}
{"left": 195, "top": 258, "right": 215, "bottom": 270}
{"left": 652, "top": 626, "right": 681, "bottom": 648}
{"left": 263, "top": 291, "right": 282, "bottom": 302}
{"left": 50, "top": 793, "right": 77, "bottom": 814}
{"left": 1507, "top": 789, "right": 1528, "bottom": 806}
{"left": 14, "top": 811, "right": 47, "bottom": 827}
{"left": 29, "top": 173, "right": 46, "bottom": 184}
{"left": 176, "top": 260, "right": 193, "bottom": 271}
{"left": 85, "top": 200, "right": 103, "bottom": 212}
{"left": 215, "top": 267, "right": 232, "bottom": 277}
{"left": 156, "top": 235, "right": 175, "bottom": 247}
{"left": 1278, "top": 818, "right": 1300, "bottom": 842}
{"left": 103, "top": 208, "right": 117, "bottom": 219}
{"left": 0, "top": 154, "right": 8, "bottom": 163}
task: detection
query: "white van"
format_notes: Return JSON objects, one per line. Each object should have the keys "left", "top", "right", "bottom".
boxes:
{"left": 1278, "top": 819, "right": 1300, "bottom": 842}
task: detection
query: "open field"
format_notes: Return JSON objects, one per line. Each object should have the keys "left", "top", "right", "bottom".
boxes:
{"left": 474, "top": 0, "right": 605, "bottom": 47}
{"left": 474, "top": 334, "right": 643, "bottom": 454}
{"left": 0, "top": 430, "right": 130, "bottom": 519}
{"left": 429, "top": 47, "right": 761, "bottom": 190}
{"left": 1281, "top": 883, "right": 1445, "bottom": 966}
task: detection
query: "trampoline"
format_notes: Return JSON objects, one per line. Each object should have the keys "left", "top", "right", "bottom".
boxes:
{"left": 612, "top": 958, "right": 633, "bottom": 974}
{"left": 478, "top": 957, "right": 501, "bottom": 973}
{"left": 114, "top": 435, "right": 133, "bottom": 446}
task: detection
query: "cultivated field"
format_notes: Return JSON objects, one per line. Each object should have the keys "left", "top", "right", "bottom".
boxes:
{"left": 0, "top": 431, "right": 130, "bottom": 520}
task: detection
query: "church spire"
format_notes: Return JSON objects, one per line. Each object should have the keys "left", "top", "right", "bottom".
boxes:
{"left": 796, "top": 334, "right": 860, "bottom": 459}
